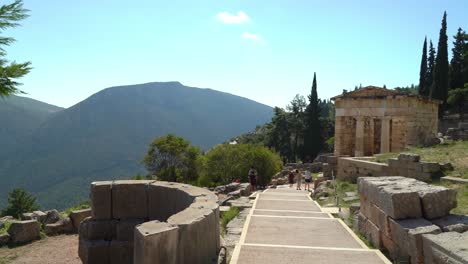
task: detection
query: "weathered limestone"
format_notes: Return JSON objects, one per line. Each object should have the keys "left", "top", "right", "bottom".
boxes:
{"left": 44, "top": 209, "right": 61, "bottom": 224}
{"left": 7, "top": 220, "right": 40, "bottom": 243}
{"left": 45, "top": 217, "right": 74, "bottom": 235}
{"left": 332, "top": 86, "right": 440, "bottom": 157}
{"left": 422, "top": 232, "right": 468, "bottom": 263}
{"left": 70, "top": 208, "right": 92, "bottom": 231}
{"left": 357, "top": 177, "right": 460, "bottom": 263}
{"left": 22, "top": 211, "right": 47, "bottom": 223}
{"left": 79, "top": 180, "right": 220, "bottom": 264}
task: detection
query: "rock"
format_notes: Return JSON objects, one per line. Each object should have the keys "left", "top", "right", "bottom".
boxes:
{"left": 217, "top": 247, "right": 227, "bottom": 264}
{"left": 431, "top": 214, "right": 468, "bottom": 233}
{"left": 416, "top": 185, "right": 457, "bottom": 220}
{"left": 219, "top": 206, "right": 231, "bottom": 217}
{"left": 21, "top": 212, "right": 34, "bottom": 220}
{"left": 424, "top": 137, "right": 441, "bottom": 147}
{"left": 239, "top": 183, "right": 251, "bottom": 196}
{"left": 69, "top": 208, "right": 92, "bottom": 231}
{"left": 22, "top": 211, "right": 47, "bottom": 223}
{"left": 398, "top": 153, "right": 420, "bottom": 162}
{"left": 439, "top": 162, "right": 454, "bottom": 172}
{"left": 45, "top": 217, "right": 74, "bottom": 235}
{"left": 318, "top": 197, "right": 327, "bottom": 201}
{"left": 227, "top": 190, "right": 241, "bottom": 198}
{"left": 345, "top": 192, "right": 357, "bottom": 197}
{"left": 349, "top": 202, "right": 360, "bottom": 215}
{"left": 44, "top": 209, "right": 61, "bottom": 224}
{"left": 225, "top": 183, "right": 240, "bottom": 192}
{"left": 343, "top": 196, "right": 359, "bottom": 202}
{"left": 7, "top": 220, "right": 40, "bottom": 244}
{"left": 422, "top": 232, "right": 468, "bottom": 264}
{"left": 214, "top": 186, "right": 226, "bottom": 193}
{"left": 0, "top": 233, "right": 10, "bottom": 245}
{"left": 389, "top": 218, "right": 441, "bottom": 263}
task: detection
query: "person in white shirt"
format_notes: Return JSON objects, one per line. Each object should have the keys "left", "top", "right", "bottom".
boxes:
{"left": 304, "top": 170, "right": 312, "bottom": 191}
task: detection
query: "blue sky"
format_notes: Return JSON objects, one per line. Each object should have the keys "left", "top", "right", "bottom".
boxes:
{"left": 6, "top": 0, "right": 468, "bottom": 108}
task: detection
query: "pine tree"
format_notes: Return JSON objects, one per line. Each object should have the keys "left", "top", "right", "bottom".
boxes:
{"left": 419, "top": 37, "right": 428, "bottom": 95}
{"left": 1, "top": 188, "right": 39, "bottom": 218}
{"left": 427, "top": 40, "right": 436, "bottom": 90}
{"left": 449, "top": 28, "right": 466, "bottom": 90}
{"left": 431, "top": 11, "right": 449, "bottom": 109}
{"left": 303, "top": 73, "right": 323, "bottom": 161}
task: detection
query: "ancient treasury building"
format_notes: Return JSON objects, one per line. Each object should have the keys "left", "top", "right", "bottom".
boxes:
{"left": 332, "top": 86, "right": 440, "bottom": 157}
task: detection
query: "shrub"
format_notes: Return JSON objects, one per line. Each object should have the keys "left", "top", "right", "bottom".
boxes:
{"left": 1, "top": 188, "right": 39, "bottom": 218}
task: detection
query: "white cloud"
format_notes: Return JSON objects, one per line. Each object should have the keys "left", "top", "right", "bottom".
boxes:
{"left": 216, "top": 11, "right": 250, "bottom": 24}
{"left": 242, "top": 32, "right": 264, "bottom": 42}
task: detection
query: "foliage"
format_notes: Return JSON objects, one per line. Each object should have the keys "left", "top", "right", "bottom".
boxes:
{"left": 449, "top": 28, "right": 467, "bottom": 91}
{"left": 303, "top": 73, "right": 324, "bottom": 161}
{"left": 394, "top": 84, "right": 418, "bottom": 95}
{"left": 427, "top": 40, "right": 436, "bottom": 91}
{"left": 286, "top": 94, "right": 307, "bottom": 162}
{"left": 0, "top": 0, "right": 31, "bottom": 97}
{"left": 447, "top": 84, "right": 468, "bottom": 116}
{"left": 203, "top": 144, "right": 282, "bottom": 186}
{"left": 142, "top": 134, "right": 201, "bottom": 183}
{"left": 64, "top": 200, "right": 90, "bottom": 216}
{"left": 1, "top": 188, "right": 39, "bottom": 218}
{"left": 431, "top": 12, "right": 449, "bottom": 110}
{"left": 419, "top": 37, "right": 429, "bottom": 96}
{"left": 220, "top": 207, "right": 239, "bottom": 233}
{"left": 0, "top": 221, "right": 12, "bottom": 235}
{"left": 315, "top": 180, "right": 358, "bottom": 208}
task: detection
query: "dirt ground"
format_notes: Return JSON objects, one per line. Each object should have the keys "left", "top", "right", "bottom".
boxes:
{"left": 0, "top": 234, "right": 80, "bottom": 264}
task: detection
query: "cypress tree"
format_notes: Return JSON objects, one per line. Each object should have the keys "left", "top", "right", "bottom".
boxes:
{"left": 419, "top": 37, "right": 428, "bottom": 95}
{"left": 449, "top": 28, "right": 466, "bottom": 90}
{"left": 427, "top": 40, "right": 436, "bottom": 90}
{"left": 303, "top": 73, "right": 323, "bottom": 161}
{"left": 431, "top": 11, "right": 449, "bottom": 109}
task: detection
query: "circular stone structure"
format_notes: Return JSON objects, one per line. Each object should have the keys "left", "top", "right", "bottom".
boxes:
{"left": 78, "top": 180, "right": 220, "bottom": 264}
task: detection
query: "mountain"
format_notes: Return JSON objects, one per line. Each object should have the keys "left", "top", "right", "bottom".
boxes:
{"left": 0, "top": 95, "right": 63, "bottom": 159}
{"left": 0, "top": 82, "right": 273, "bottom": 209}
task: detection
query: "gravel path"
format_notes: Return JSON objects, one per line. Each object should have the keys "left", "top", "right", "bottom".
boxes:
{"left": 0, "top": 234, "right": 80, "bottom": 264}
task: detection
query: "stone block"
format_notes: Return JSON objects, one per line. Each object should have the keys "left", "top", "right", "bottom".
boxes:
{"left": 422, "top": 232, "right": 468, "bottom": 264}
{"left": 91, "top": 181, "right": 112, "bottom": 220}
{"left": 378, "top": 183, "right": 422, "bottom": 219}
{"left": 389, "top": 218, "right": 441, "bottom": 263}
{"left": 349, "top": 202, "right": 360, "bottom": 215}
{"left": 398, "top": 153, "right": 420, "bottom": 162}
{"left": 431, "top": 214, "right": 468, "bottom": 233}
{"left": 112, "top": 180, "right": 151, "bottom": 220}
{"left": 7, "top": 220, "right": 40, "bottom": 244}
{"left": 116, "top": 219, "right": 145, "bottom": 242}
{"left": 0, "top": 233, "right": 10, "bottom": 245}
{"left": 44, "top": 209, "right": 61, "bottom": 224}
{"left": 420, "top": 162, "right": 441, "bottom": 173}
{"left": 80, "top": 218, "right": 116, "bottom": 241}
{"left": 366, "top": 219, "right": 381, "bottom": 249}
{"left": 168, "top": 207, "right": 219, "bottom": 264}
{"left": 134, "top": 221, "right": 179, "bottom": 264}
{"left": 109, "top": 240, "right": 133, "bottom": 264}
{"left": 148, "top": 182, "right": 192, "bottom": 221}
{"left": 79, "top": 239, "right": 110, "bottom": 264}
{"left": 417, "top": 185, "right": 457, "bottom": 220}
{"left": 369, "top": 204, "right": 390, "bottom": 236}
{"left": 70, "top": 208, "right": 92, "bottom": 231}
{"left": 45, "top": 217, "right": 74, "bottom": 235}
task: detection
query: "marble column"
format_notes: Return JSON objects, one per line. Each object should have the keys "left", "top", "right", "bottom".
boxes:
{"left": 380, "top": 117, "right": 391, "bottom": 153}
{"left": 354, "top": 116, "right": 365, "bottom": 157}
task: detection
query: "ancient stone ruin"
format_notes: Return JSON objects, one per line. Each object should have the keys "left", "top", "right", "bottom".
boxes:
{"left": 332, "top": 86, "right": 440, "bottom": 157}
{"left": 357, "top": 176, "right": 468, "bottom": 263}
{"left": 78, "top": 180, "right": 220, "bottom": 264}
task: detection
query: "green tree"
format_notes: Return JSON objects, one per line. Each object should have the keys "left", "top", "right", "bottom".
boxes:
{"left": 286, "top": 94, "right": 307, "bottom": 162}
{"left": 447, "top": 83, "right": 468, "bottom": 118}
{"left": 142, "top": 134, "right": 201, "bottom": 183}
{"left": 203, "top": 144, "right": 282, "bottom": 186}
{"left": 303, "top": 73, "right": 323, "bottom": 161}
{"left": 449, "top": 28, "right": 466, "bottom": 91}
{"left": 419, "top": 37, "right": 429, "bottom": 96}
{"left": 1, "top": 188, "right": 39, "bottom": 218}
{"left": 0, "top": 0, "right": 31, "bottom": 97}
{"left": 267, "top": 107, "right": 293, "bottom": 162}
{"left": 427, "top": 40, "right": 436, "bottom": 90}
{"left": 431, "top": 11, "right": 449, "bottom": 110}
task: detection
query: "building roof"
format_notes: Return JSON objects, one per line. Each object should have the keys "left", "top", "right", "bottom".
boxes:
{"left": 331, "top": 86, "right": 441, "bottom": 104}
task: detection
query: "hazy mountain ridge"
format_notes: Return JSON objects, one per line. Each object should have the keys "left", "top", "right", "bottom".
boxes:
{"left": 0, "top": 82, "right": 273, "bottom": 209}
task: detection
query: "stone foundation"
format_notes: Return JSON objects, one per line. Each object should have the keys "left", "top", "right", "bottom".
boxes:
{"left": 357, "top": 177, "right": 467, "bottom": 263}
{"left": 79, "top": 180, "right": 220, "bottom": 264}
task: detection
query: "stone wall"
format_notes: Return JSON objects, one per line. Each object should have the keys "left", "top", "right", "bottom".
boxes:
{"left": 357, "top": 177, "right": 468, "bottom": 263}
{"left": 336, "top": 153, "right": 442, "bottom": 183}
{"left": 79, "top": 180, "right": 220, "bottom": 264}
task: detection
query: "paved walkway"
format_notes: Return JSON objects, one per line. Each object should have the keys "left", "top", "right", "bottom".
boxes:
{"left": 230, "top": 186, "right": 391, "bottom": 264}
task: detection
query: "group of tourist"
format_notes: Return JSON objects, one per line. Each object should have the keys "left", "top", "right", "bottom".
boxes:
{"left": 288, "top": 169, "right": 312, "bottom": 191}
{"left": 248, "top": 166, "right": 313, "bottom": 192}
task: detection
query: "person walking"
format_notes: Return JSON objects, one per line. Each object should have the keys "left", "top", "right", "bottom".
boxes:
{"left": 248, "top": 166, "right": 258, "bottom": 192}
{"left": 295, "top": 169, "right": 302, "bottom": 190}
{"left": 304, "top": 169, "right": 312, "bottom": 191}
{"left": 288, "top": 170, "right": 295, "bottom": 188}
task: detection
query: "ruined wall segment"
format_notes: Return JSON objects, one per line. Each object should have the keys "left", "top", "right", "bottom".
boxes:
{"left": 79, "top": 180, "right": 220, "bottom": 264}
